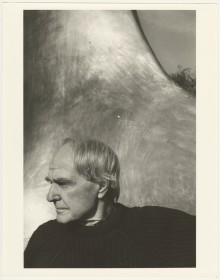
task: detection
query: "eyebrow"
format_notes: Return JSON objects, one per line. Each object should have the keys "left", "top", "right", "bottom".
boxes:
{"left": 45, "top": 176, "right": 75, "bottom": 185}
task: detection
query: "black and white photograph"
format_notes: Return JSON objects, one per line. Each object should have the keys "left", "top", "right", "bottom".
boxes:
{"left": 24, "top": 10, "right": 196, "bottom": 268}
{"left": 1, "top": 2, "right": 218, "bottom": 278}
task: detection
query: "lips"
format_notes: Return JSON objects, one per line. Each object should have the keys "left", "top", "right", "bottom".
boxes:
{"left": 56, "top": 208, "right": 69, "bottom": 213}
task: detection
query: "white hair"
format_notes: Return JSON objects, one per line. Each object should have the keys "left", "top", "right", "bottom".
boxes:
{"left": 63, "top": 137, "right": 120, "bottom": 202}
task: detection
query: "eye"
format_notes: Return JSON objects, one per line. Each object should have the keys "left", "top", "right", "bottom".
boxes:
{"left": 52, "top": 178, "right": 78, "bottom": 188}
{"left": 59, "top": 184, "right": 69, "bottom": 189}
{"left": 64, "top": 182, "right": 77, "bottom": 188}
{"left": 59, "top": 181, "right": 77, "bottom": 188}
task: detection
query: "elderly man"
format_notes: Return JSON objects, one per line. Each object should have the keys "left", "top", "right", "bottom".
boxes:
{"left": 24, "top": 138, "right": 196, "bottom": 268}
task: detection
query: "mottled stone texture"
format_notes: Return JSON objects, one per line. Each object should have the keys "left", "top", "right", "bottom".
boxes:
{"left": 24, "top": 11, "right": 195, "bottom": 239}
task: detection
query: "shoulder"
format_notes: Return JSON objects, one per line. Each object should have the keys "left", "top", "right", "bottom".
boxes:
{"left": 140, "top": 206, "right": 195, "bottom": 231}
{"left": 25, "top": 220, "right": 58, "bottom": 250}
{"left": 120, "top": 204, "right": 196, "bottom": 267}
{"left": 32, "top": 219, "right": 58, "bottom": 235}
{"left": 127, "top": 204, "right": 195, "bottom": 221}
{"left": 120, "top": 204, "right": 195, "bottom": 232}
{"left": 24, "top": 220, "right": 60, "bottom": 267}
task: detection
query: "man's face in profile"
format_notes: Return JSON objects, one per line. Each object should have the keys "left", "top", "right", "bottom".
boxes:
{"left": 45, "top": 143, "right": 100, "bottom": 223}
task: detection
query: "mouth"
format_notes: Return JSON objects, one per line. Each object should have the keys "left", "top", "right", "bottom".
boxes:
{"left": 56, "top": 208, "right": 69, "bottom": 213}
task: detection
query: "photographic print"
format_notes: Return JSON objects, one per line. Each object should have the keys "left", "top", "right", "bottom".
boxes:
{"left": 23, "top": 10, "right": 196, "bottom": 268}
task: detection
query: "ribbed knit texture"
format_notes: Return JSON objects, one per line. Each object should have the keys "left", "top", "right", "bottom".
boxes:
{"left": 24, "top": 203, "right": 196, "bottom": 268}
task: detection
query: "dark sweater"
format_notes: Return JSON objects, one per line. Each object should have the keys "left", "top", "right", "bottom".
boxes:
{"left": 24, "top": 203, "right": 196, "bottom": 268}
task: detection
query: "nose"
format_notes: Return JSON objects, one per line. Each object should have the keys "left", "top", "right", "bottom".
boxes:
{"left": 46, "top": 184, "right": 61, "bottom": 202}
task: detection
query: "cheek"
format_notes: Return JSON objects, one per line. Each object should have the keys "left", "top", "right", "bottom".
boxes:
{"left": 64, "top": 185, "right": 98, "bottom": 207}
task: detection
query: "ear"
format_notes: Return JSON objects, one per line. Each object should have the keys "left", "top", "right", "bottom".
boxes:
{"left": 98, "top": 182, "right": 109, "bottom": 199}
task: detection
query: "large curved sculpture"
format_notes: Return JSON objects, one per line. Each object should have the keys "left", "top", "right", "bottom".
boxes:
{"left": 24, "top": 10, "right": 196, "bottom": 240}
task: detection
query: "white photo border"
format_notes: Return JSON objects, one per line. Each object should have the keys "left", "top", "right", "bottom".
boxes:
{"left": 2, "top": 1, "right": 219, "bottom": 279}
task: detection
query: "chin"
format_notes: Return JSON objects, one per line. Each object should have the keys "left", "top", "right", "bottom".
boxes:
{"left": 56, "top": 214, "right": 73, "bottom": 224}
{"left": 56, "top": 213, "right": 80, "bottom": 224}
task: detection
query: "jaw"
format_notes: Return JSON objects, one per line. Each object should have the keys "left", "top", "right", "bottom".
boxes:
{"left": 56, "top": 209, "right": 73, "bottom": 223}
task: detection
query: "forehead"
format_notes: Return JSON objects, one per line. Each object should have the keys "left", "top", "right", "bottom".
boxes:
{"left": 49, "top": 143, "right": 76, "bottom": 174}
{"left": 48, "top": 167, "right": 76, "bottom": 181}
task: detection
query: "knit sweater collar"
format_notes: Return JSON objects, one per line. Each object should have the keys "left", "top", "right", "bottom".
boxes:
{"left": 59, "top": 203, "right": 127, "bottom": 235}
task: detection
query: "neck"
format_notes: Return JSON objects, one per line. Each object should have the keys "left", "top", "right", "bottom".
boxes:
{"left": 79, "top": 200, "right": 116, "bottom": 226}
